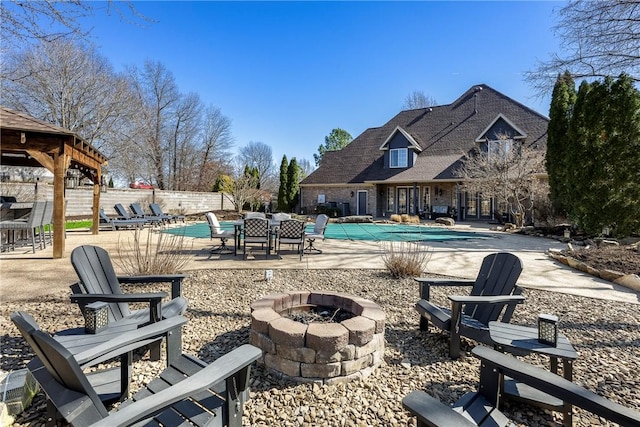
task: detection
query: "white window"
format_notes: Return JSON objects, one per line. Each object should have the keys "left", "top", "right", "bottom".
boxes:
{"left": 487, "top": 139, "right": 512, "bottom": 162}
{"left": 390, "top": 148, "right": 408, "bottom": 168}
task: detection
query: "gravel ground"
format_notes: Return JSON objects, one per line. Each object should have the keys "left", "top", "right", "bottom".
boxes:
{"left": 2, "top": 269, "right": 639, "bottom": 426}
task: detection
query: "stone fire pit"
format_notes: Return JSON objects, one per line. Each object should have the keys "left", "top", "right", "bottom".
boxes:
{"left": 250, "top": 291, "right": 386, "bottom": 384}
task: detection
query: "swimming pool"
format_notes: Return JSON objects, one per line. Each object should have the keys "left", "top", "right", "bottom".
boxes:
{"left": 163, "top": 221, "right": 492, "bottom": 242}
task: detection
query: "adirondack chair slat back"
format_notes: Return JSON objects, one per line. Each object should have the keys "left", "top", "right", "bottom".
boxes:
{"left": 10, "top": 312, "right": 54, "bottom": 374}
{"left": 10, "top": 311, "right": 109, "bottom": 420}
{"left": 71, "top": 245, "right": 131, "bottom": 322}
{"left": 32, "top": 329, "right": 109, "bottom": 419}
{"left": 467, "top": 253, "right": 523, "bottom": 325}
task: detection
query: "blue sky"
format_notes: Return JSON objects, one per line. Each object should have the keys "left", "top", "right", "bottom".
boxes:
{"left": 87, "top": 1, "right": 563, "bottom": 166}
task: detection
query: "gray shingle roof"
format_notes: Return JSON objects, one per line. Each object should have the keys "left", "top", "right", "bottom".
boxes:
{"left": 302, "top": 84, "right": 548, "bottom": 185}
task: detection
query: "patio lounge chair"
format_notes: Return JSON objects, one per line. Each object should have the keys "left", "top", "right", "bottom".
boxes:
{"left": 205, "top": 211, "right": 233, "bottom": 254}
{"left": 149, "top": 203, "right": 185, "bottom": 223}
{"left": 304, "top": 214, "right": 329, "bottom": 254}
{"left": 114, "top": 203, "right": 158, "bottom": 227}
{"left": 402, "top": 346, "right": 640, "bottom": 427}
{"left": 13, "top": 309, "right": 261, "bottom": 427}
{"left": 129, "top": 203, "right": 163, "bottom": 226}
{"left": 70, "top": 245, "right": 188, "bottom": 359}
{"left": 414, "top": 252, "right": 524, "bottom": 358}
{"left": 276, "top": 219, "right": 306, "bottom": 260}
{"left": 99, "top": 209, "right": 145, "bottom": 231}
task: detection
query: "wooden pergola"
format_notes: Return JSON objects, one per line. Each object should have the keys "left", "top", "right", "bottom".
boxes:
{"left": 0, "top": 106, "right": 108, "bottom": 258}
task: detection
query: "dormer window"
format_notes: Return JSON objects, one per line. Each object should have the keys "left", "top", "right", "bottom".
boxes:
{"left": 487, "top": 139, "right": 512, "bottom": 162}
{"left": 390, "top": 148, "right": 408, "bottom": 168}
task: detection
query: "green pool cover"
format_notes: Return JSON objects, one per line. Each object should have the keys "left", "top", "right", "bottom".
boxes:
{"left": 163, "top": 222, "right": 491, "bottom": 242}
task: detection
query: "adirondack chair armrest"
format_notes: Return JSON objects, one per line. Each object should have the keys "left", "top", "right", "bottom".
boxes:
{"left": 414, "top": 278, "right": 476, "bottom": 300}
{"left": 70, "top": 292, "right": 167, "bottom": 304}
{"left": 472, "top": 346, "right": 640, "bottom": 426}
{"left": 402, "top": 390, "right": 477, "bottom": 427}
{"left": 71, "top": 316, "right": 188, "bottom": 367}
{"left": 448, "top": 295, "right": 525, "bottom": 305}
{"left": 117, "top": 274, "right": 188, "bottom": 299}
{"left": 89, "top": 344, "right": 263, "bottom": 427}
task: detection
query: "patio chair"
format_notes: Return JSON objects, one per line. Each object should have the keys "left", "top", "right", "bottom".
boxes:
{"left": 39, "top": 199, "right": 54, "bottom": 248}
{"left": 271, "top": 212, "right": 292, "bottom": 223}
{"left": 70, "top": 245, "right": 188, "bottom": 359}
{"left": 244, "top": 211, "right": 266, "bottom": 219}
{"left": 13, "top": 309, "right": 261, "bottom": 427}
{"left": 129, "top": 203, "right": 163, "bottom": 226}
{"left": 149, "top": 203, "right": 186, "bottom": 223}
{"left": 276, "top": 219, "right": 306, "bottom": 260}
{"left": 115, "top": 203, "right": 157, "bottom": 227}
{"left": 0, "top": 200, "right": 47, "bottom": 253}
{"left": 242, "top": 217, "right": 270, "bottom": 259}
{"left": 11, "top": 311, "right": 188, "bottom": 403}
{"left": 205, "top": 211, "right": 233, "bottom": 254}
{"left": 414, "top": 252, "right": 524, "bottom": 359}
{"left": 304, "top": 214, "right": 329, "bottom": 254}
{"left": 99, "top": 209, "right": 145, "bottom": 231}
{"left": 402, "top": 346, "right": 640, "bottom": 427}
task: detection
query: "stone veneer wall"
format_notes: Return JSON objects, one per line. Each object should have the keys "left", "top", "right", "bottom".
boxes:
{"left": 250, "top": 291, "right": 386, "bottom": 384}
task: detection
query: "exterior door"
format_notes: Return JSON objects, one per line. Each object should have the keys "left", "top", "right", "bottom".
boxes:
{"left": 357, "top": 191, "right": 367, "bottom": 215}
{"left": 397, "top": 188, "right": 407, "bottom": 214}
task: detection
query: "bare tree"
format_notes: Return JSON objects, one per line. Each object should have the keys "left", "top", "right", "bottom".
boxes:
{"left": 0, "top": 1, "right": 150, "bottom": 48}
{"left": 238, "top": 141, "right": 276, "bottom": 191}
{"left": 526, "top": 0, "right": 640, "bottom": 95}
{"left": 1, "top": 39, "right": 138, "bottom": 156}
{"left": 194, "top": 105, "right": 234, "bottom": 191}
{"left": 168, "top": 92, "right": 202, "bottom": 191}
{"left": 219, "top": 165, "right": 269, "bottom": 213}
{"left": 127, "top": 60, "right": 180, "bottom": 190}
{"left": 455, "top": 135, "right": 546, "bottom": 227}
{"left": 297, "top": 158, "right": 315, "bottom": 179}
{"left": 402, "top": 90, "right": 437, "bottom": 110}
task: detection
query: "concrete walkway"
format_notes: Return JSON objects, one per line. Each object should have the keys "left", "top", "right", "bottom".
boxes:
{"left": 1, "top": 222, "right": 638, "bottom": 304}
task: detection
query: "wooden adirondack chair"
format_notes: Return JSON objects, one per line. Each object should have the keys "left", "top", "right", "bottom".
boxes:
{"left": 11, "top": 311, "right": 188, "bottom": 405}
{"left": 402, "top": 346, "right": 640, "bottom": 427}
{"left": 70, "top": 245, "right": 188, "bottom": 359}
{"left": 414, "top": 252, "right": 524, "bottom": 358}
{"left": 12, "top": 311, "right": 261, "bottom": 427}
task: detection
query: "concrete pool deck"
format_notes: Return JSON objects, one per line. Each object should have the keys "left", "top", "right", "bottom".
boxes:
{"left": 1, "top": 221, "right": 638, "bottom": 304}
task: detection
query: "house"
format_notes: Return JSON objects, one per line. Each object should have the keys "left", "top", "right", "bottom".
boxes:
{"left": 299, "top": 84, "right": 548, "bottom": 222}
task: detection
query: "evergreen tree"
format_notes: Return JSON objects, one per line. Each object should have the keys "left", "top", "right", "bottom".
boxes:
{"left": 286, "top": 158, "right": 300, "bottom": 211}
{"left": 278, "top": 155, "right": 289, "bottom": 212}
{"left": 601, "top": 75, "right": 640, "bottom": 236}
{"left": 566, "top": 74, "right": 640, "bottom": 236}
{"left": 546, "top": 71, "right": 576, "bottom": 215}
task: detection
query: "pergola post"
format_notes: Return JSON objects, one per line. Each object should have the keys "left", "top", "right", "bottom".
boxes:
{"left": 92, "top": 172, "right": 100, "bottom": 235}
{"left": 53, "top": 151, "right": 66, "bottom": 258}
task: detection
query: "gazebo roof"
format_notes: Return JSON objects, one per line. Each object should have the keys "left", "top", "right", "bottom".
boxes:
{"left": 0, "top": 106, "right": 108, "bottom": 172}
{"left": 0, "top": 106, "right": 108, "bottom": 258}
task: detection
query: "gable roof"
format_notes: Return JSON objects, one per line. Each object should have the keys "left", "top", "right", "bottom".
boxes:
{"left": 475, "top": 113, "right": 527, "bottom": 142}
{"left": 379, "top": 126, "right": 423, "bottom": 152}
{"left": 301, "top": 84, "right": 548, "bottom": 185}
